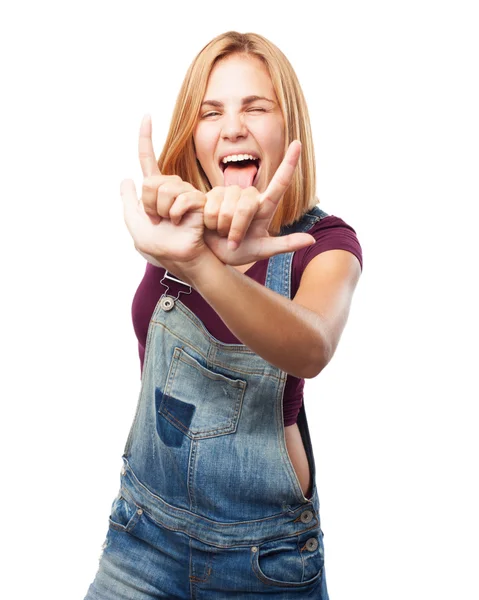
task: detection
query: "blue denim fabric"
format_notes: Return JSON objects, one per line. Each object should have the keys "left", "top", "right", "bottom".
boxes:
{"left": 85, "top": 206, "right": 331, "bottom": 599}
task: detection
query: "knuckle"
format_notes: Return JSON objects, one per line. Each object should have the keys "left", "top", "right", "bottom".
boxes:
{"left": 204, "top": 209, "right": 217, "bottom": 220}
{"left": 143, "top": 175, "right": 165, "bottom": 188}
{"left": 142, "top": 178, "right": 157, "bottom": 192}
{"left": 208, "top": 186, "right": 225, "bottom": 197}
{"left": 218, "top": 208, "right": 234, "bottom": 221}
{"left": 157, "top": 183, "right": 170, "bottom": 195}
{"left": 205, "top": 190, "right": 221, "bottom": 205}
{"left": 204, "top": 203, "right": 218, "bottom": 218}
{"left": 241, "top": 187, "right": 260, "bottom": 204}
{"left": 235, "top": 204, "right": 251, "bottom": 217}
{"left": 177, "top": 190, "right": 204, "bottom": 208}
{"left": 226, "top": 185, "right": 241, "bottom": 198}
{"left": 217, "top": 212, "right": 231, "bottom": 225}
{"left": 174, "top": 191, "right": 188, "bottom": 203}
{"left": 183, "top": 190, "right": 198, "bottom": 202}
{"left": 143, "top": 203, "right": 156, "bottom": 214}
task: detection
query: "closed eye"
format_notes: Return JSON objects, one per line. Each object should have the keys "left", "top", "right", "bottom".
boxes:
{"left": 201, "top": 108, "right": 267, "bottom": 119}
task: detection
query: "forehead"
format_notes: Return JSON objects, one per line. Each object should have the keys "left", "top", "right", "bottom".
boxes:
{"left": 204, "top": 54, "right": 276, "bottom": 101}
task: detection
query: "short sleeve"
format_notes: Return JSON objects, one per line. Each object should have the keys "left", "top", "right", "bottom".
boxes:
{"left": 291, "top": 214, "right": 363, "bottom": 297}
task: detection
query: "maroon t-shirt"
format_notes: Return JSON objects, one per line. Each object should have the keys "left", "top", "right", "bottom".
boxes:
{"left": 131, "top": 215, "right": 363, "bottom": 426}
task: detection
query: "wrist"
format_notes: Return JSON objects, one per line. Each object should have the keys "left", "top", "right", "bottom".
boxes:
{"left": 162, "top": 248, "right": 224, "bottom": 288}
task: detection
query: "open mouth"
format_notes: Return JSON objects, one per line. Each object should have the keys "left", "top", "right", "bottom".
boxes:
{"left": 219, "top": 156, "right": 261, "bottom": 188}
{"left": 219, "top": 156, "right": 261, "bottom": 172}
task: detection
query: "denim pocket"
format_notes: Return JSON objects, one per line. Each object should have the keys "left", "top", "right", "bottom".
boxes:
{"left": 158, "top": 347, "right": 246, "bottom": 440}
{"left": 108, "top": 492, "right": 143, "bottom": 533}
{"left": 251, "top": 527, "right": 324, "bottom": 588}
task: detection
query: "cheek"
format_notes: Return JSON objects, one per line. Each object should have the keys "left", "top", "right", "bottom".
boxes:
{"left": 256, "top": 119, "right": 284, "bottom": 153}
{"left": 193, "top": 126, "right": 217, "bottom": 164}
{"left": 259, "top": 129, "right": 285, "bottom": 172}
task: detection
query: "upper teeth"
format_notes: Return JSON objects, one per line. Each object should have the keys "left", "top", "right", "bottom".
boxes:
{"left": 222, "top": 154, "right": 257, "bottom": 164}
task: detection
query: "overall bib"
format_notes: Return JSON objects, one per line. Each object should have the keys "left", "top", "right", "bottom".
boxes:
{"left": 85, "top": 206, "right": 331, "bottom": 599}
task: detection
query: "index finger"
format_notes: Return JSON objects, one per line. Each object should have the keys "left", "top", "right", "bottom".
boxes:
{"left": 259, "top": 140, "right": 301, "bottom": 210}
{"left": 138, "top": 114, "right": 162, "bottom": 178}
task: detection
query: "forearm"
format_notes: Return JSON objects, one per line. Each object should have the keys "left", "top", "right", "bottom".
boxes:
{"left": 174, "top": 251, "right": 329, "bottom": 379}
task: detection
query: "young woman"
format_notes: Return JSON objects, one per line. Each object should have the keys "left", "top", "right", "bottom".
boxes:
{"left": 85, "top": 31, "right": 362, "bottom": 599}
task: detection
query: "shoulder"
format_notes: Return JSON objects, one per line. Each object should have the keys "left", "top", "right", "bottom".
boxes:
{"left": 297, "top": 212, "right": 362, "bottom": 270}
{"left": 290, "top": 212, "right": 363, "bottom": 297}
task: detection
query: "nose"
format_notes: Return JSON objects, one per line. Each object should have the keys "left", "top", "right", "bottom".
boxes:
{"left": 221, "top": 112, "right": 248, "bottom": 142}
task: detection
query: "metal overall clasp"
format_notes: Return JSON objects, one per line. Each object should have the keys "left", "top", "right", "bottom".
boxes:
{"left": 159, "top": 270, "right": 192, "bottom": 311}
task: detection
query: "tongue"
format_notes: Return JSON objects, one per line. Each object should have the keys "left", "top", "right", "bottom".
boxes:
{"left": 223, "top": 163, "right": 258, "bottom": 188}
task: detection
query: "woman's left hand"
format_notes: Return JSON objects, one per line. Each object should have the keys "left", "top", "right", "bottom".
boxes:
{"left": 202, "top": 141, "right": 315, "bottom": 266}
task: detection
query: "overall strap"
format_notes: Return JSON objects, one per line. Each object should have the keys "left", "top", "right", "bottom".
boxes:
{"left": 279, "top": 204, "right": 329, "bottom": 236}
{"left": 266, "top": 205, "right": 329, "bottom": 297}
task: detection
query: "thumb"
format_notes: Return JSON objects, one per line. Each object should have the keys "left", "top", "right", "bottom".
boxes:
{"left": 120, "top": 178, "right": 141, "bottom": 231}
{"left": 259, "top": 233, "right": 315, "bottom": 259}
{"left": 120, "top": 178, "right": 137, "bottom": 200}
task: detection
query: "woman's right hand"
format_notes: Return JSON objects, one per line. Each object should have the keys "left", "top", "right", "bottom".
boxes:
{"left": 121, "top": 115, "right": 208, "bottom": 268}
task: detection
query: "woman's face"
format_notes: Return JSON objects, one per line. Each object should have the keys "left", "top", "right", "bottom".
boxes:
{"left": 193, "top": 53, "right": 285, "bottom": 192}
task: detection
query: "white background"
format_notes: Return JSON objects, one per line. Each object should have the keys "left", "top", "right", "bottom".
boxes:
{"left": 1, "top": 1, "right": 478, "bottom": 598}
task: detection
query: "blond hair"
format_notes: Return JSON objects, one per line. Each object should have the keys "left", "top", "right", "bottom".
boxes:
{"left": 158, "top": 31, "right": 318, "bottom": 235}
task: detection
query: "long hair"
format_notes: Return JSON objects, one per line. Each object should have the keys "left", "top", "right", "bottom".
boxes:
{"left": 158, "top": 31, "right": 318, "bottom": 235}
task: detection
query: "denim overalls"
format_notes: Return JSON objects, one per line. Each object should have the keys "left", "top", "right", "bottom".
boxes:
{"left": 85, "top": 206, "right": 330, "bottom": 599}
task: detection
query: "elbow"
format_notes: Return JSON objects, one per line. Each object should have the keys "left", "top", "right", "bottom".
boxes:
{"left": 302, "top": 337, "right": 333, "bottom": 379}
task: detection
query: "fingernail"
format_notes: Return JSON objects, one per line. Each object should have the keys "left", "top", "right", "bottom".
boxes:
{"left": 228, "top": 240, "right": 238, "bottom": 251}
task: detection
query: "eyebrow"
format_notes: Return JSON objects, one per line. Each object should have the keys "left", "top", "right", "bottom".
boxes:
{"left": 200, "top": 95, "right": 276, "bottom": 108}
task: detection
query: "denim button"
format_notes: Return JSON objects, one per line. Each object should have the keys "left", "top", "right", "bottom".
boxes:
{"left": 160, "top": 296, "right": 175, "bottom": 311}
{"left": 300, "top": 509, "right": 313, "bottom": 523}
{"left": 121, "top": 466, "right": 126, "bottom": 476}
{"left": 305, "top": 537, "right": 318, "bottom": 551}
